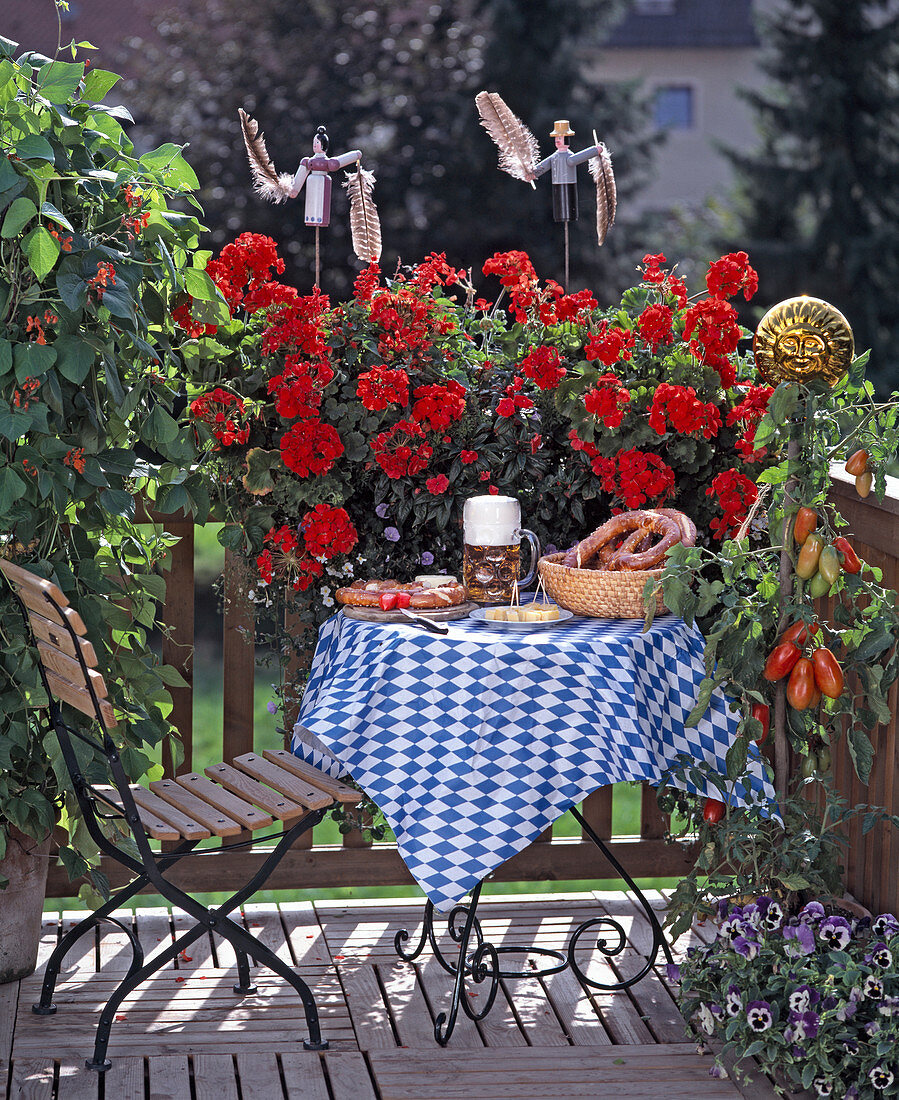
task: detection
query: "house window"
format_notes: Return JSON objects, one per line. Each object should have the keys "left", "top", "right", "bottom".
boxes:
{"left": 654, "top": 85, "right": 694, "bottom": 130}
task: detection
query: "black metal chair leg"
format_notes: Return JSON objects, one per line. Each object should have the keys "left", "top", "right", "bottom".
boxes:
{"left": 86, "top": 924, "right": 209, "bottom": 1071}
{"left": 233, "top": 948, "right": 258, "bottom": 995}
{"left": 211, "top": 913, "right": 328, "bottom": 1050}
{"left": 33, "top": 887, "right": 144, "bottom": 1014}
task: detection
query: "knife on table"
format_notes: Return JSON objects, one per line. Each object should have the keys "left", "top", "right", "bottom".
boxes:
{"left": 397, "top": 608, "right": 450, "bottom": 634}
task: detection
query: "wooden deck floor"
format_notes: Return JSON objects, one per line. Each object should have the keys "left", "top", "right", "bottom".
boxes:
{"left": 1, "top": 891, "right": 777, "bottom": 1100}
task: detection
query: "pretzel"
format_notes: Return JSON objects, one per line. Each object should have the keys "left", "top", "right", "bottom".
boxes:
{"left": 655, "top": 508, "right": 697, "bottom": 548}
{"left": 564, "top": 510, "right": 682, "bottom": 571}
{"left": 336, "top": 579, "right": 467, "bottom": 609}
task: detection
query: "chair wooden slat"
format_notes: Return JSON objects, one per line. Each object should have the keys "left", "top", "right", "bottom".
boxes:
{"left": 130, "top": 787, "right": 210, "bottom": 840}
{"left": 232, "top": 752, "right": 333, "bottom": 811}
{"left": 262, "top": 748, "right": 361, "bottom": 805}
{"left": 150, "top": 779, "right": 243, "bottom": 837}
{"left": 0, "top": 558, "right": 70, "bottom": 606}
{"left": 44, "top": 669, "right": 117, "bottom": 728}
{"left": 37, "top": 640, "right": 109, "bottom": 699}
{"left": 203, "top": 762, "right": 304, "bottom": 820}
{"left": 91, "top": 785, "right": 181, "bottom": 841}
{"left": 17, "top": 585, "right": 88, "bottom": 635}
{"left": 175, "top": 772, "right": 274, "bottom": 831}
{"left": 28, "top": 609, "right": 98, "bottom": 666}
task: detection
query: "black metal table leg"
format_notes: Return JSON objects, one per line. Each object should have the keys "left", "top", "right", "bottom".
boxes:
{"left": 393, "top": 807, "right": 674, "bottom": 1042}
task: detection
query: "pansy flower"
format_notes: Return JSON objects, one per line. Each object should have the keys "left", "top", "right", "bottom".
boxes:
{"left": 785, "top": 1009, "right": 820, "bottom": 1042}
{"left": 867, "top": 941, "right": 893, "bottom": 968}
{"left": 799, "top": 901, "right": 826, "bottom": 923}
{"left": 756, "top": 896, "right": 784, "bottom": 931}
{"left": 725, "top": 985, "right": 742, "bottom": 1017}
{"left": 745, "top": 1000, "right": 773, "bottom": 1032}
{"left": 813, "top": 1078, "right": 833, "bottom": 1097}
{"left": 878, "top": 995, "right": 899, "bottom": 1016}
{"left": 863, "top": 974, "right": 885, "bottom": 999}
{"left": 783, "top": 921, "right": 816, "bottom": 956}
{"left": 818, "top": 915, "right": 852, "bottom": 949}
{"left": 872, "top": 913, "right": 899, "bottom": 938}
{"left": 733, "top": 934, "right": 759, "bottom": 960}
{"left": 870, "top": 1065, "right": 894, "bottom": 1091}
{"left": 788, "top": 985, "right": 820, "bottom": 1013}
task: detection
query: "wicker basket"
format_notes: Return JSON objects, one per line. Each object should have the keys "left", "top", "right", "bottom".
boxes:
{"left": 537, "top": 553, "right": 666, "bottom": 619}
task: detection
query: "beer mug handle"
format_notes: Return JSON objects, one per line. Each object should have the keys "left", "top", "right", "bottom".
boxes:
{"left": 518, "top": 529, "right": 541, "bottom": 589}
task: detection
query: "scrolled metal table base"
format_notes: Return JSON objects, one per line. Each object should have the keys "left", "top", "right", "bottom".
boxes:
{"left": 393, "top": 805, "right": 675, "bottom": 1045}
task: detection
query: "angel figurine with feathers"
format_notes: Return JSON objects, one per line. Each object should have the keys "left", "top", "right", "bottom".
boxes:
{"left": 475, "top": 91, "right": 616, "bottom": 286}
{"left": 238, "top": 109, "right": 382, "bottom": 284}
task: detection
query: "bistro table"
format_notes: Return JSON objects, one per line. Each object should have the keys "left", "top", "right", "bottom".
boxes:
{"left": 293, "top": 604, "right": 774, "bottom": 1042}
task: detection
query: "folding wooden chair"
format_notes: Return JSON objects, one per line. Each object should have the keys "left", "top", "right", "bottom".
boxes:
{"left": 0, "top": 559, "right": 361, "bottom": 1071}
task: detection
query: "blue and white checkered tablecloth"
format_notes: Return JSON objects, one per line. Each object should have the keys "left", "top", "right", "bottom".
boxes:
{"left": 293, "top": 609, "right": 774, "bottom": 912}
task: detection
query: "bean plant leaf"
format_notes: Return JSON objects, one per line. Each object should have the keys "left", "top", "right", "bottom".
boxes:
{"left": 1, "top": 195, "right": 37, "bottom": 237}
{"left": 35, "top": 60, "right": 84, "bottom": 104}
{"left": 23, "top": 225, "right": 60, "bottom": 280}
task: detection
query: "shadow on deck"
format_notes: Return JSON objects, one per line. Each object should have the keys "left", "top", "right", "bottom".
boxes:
{"left": 1, "top": 891, "right": 776, "bottom": 1100}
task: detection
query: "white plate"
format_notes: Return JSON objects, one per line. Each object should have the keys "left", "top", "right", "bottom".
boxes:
{"left": 468, "top": 606, "right": 574, "bottom": 630}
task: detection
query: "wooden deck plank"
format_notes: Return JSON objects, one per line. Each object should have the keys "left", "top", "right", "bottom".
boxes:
{"left": 337, "top": 964, "right": 396, "bottom": 1050}
{"left": 193, "top": 1054, "right": 239, "bottom": 1100}
{"left": 540, "top": 967, "right": 611, "bottom": 1046}
{"left": 0, "top": 982, "right": 19, "bottom": 1062}
{"left": 281, "top": 902, "right": 330, "bottom": 966}
{"left": 416, "top": 956, "right": 484, "bottom": 1048}
{"left": 59, "top": 912, "right": 97, "bottom": 976}
{"left": 235, "top": 1052, "right": 284, "bottom": 1099}
{"left": 322, "top": 1051, "right": 379, "bottom": 1100}
{"left": 54, "top": 1060, "right": 100, "bottom": 1099}
{"left": 7, "top": 1058, "right": 55, "bottom": 1100}
{"left": 499, "top": 976, "right": 569, "bottom": 1046}
{"left": 134, "top": 907, "right": 176, "bottom": 969}
{"left": 99, "top": 1056, "right": 144, "bottom": 1100}
{"left": 170, "top": 908, "right": 219, "bottom": 970}
{"left": 280, "top": 1052, "right": 329, "bottom": 1100}
{"left": 243, "top": 903, "right": 291, "bottom": 965}
{"left": 148, "top": 1054, "right": 191, "bottom": 1099}
{"left": 98, "top": 911, "right": 139, "bottom": 972}
{"left": 377, "top": 960, "right": 437, "bottom": 1047}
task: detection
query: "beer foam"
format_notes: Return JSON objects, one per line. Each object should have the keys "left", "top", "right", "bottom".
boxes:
{"left": 463, "top": 495, "right": 520, "bottom": 545}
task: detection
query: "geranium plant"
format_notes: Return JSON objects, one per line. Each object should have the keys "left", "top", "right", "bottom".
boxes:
{"left": 0, "top": 31, "right": 219, "bottom": 893}
{"left": 673, "top": 899, "right": 899, "bottom": 1097}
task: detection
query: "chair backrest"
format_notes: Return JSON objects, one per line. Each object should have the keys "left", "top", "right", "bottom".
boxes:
{"left": 0, "top": 559, "right": 117, "bottom": 728}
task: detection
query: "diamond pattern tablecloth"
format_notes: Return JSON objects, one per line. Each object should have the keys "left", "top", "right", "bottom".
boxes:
{"left": 293, "top": 609, "right": 773, "bottom": 911}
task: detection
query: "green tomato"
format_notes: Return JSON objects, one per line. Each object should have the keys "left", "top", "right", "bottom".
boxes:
{"left": 818, "top": 545, "right": 841, "bottom": 587}
{"left": 817, "top": 746, "right": 832, "bottom": 772}
{"left": 800, "top": 753, "right": 818, "bottom": 780}
{"left": 808, "top": 570, "right": 831, "bottom": 599}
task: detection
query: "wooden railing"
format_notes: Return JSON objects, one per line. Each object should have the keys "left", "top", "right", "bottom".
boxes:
{"left": 45, "top": 478, "right": 899, "bottom": 913}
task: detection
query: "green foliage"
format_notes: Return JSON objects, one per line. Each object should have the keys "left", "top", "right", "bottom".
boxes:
{"left": 726, "top": 0, "right": 899, "bottom": 394}
{"left": 0, "top": 34, "right": 212, "bottom": 887}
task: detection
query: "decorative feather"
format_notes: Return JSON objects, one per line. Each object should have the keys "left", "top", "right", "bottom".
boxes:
{"left": 238, "top": 108, "right": 293, "bottom": 203}
{"left": 343, "top": 165, "right": 382, "bottom": 262}
{"left": 475, "top": 91, "right": 540, "bottom": 184}
{"left": 588, "top": 140, "right": 617, "bottom": 246}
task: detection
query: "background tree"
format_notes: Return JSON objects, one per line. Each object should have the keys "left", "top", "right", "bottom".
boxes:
{"left": 124, "top": 0, "right": 656, "bottom": 297}
{"left": 725, "top": 0, "right": 899, "bottom": 393}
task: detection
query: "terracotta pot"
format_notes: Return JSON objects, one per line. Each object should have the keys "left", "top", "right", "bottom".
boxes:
{"left": 0, "top": 827, "right": 51, "bottom": 984}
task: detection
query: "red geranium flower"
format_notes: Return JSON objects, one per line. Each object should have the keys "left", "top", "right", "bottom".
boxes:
{"left": 706, "top": 468, "right": 758, "bottom": 540}
{"left": 280, "top": 419, "right": 344, "bottom": 477}
{"left": 636, "top": 303, "right": 674, "bottom": 351}
{"left": 520, "top": 345, "right": 566, "bottom": 390}
{"left": 356, "top": 365, "right": 410, "bottom": 411}
{"left": 584, "top": 373, "right": 631, "bottom": 429}
{"left": 300, "top": 503, "right": 358, "bottom": 558}
{"left": 584, "top": 322, "right": 635, "bottom": 367}
{"left": 426, "top": 474, "right": 450, "bottom": 495}
{"left": 682, "top": 298, "right": 742, "bottom": 387}
{"left": 706, "top": 251, "right": 758, "bottom": 302}
{"left": 256, "top": 524, "right": 324, "bottom": 592}
{"left": 411, "top": 380, "right": 467, "bottom": 431}
{"left": 371, "top": 419, "right": 433, "bottom": 478}
{"left": 590, "top": 448, "right": 675, "bottom": 510}
{"left": 647, "top": 383, "right": 721, "bottom": 440}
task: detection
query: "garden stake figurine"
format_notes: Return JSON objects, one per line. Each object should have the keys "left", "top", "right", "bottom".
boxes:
{"left": 475, "top": 91, "right": 616, "bottom": 289}
{"left": 238, "top": 109, "right": 382, "bottom": 286}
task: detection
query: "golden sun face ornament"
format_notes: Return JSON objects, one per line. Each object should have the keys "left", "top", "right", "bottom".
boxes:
{"left": 753, "top": 296, "right": 854, "bottom": 387}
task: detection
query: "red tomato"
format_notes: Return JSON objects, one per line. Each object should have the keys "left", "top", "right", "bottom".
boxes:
{"left": 845, "top": 449, "right": 869, "bottom": 476}
{"left": 750, "top": 702, "right": 770, "bottom": 744}
{"left": 780, "top": 620, "right": 820, "bottom": 648}
{"left": 793, "top": 507, "right": 818, "bottom": 547}
{"left": 833, "top": 536, "right": 863, "bottom": 574}
{"left": 786, "top": 658, "right": 816, "bottom": 710}
{"left": 703, "top": 798, "right": 726, "bottom": 823}
{"left": 763, "top": 642, "right": 802, "bottom": 682}
{"left": 394, "top": 591, "right": 412, "bottom": 609}
{"left": 812, "top": 648, "right": 844, "bottom": 699}
{"left": 379, "top": 592, "right": 398, "bottom": 611}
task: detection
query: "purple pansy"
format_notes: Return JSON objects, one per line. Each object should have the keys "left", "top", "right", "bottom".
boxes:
{"left": 266, "top": 700, "right": 278, "bottom": 715}
{"left": 384, "top": 526, "right": 400, "bottom": 542}
{"left": 666, "top": 963, "right": 681, "bottom": 982}
{"left": 745, "top": 1000, "right": 773, "bottom": 1032}
{"left": 785, "top": 1009, "right": 820, "bottom": 1042}
{"left": 836, "top": 992, "right": 860, "bottom": 1021}
{"left": 783, "top": 921, "right": 816, "bottom": 956}
{"left": 879, "top": 996, "right": 899, "bottom": 1016}
{"left": 725, "top": 985, "right": 743, "bottom": 1017}
{"left": 867, "top": 941, "right": 893, "bottom": 968}
{"left": 864, "top": 974, "right": 885, "bottom": 999}
{"left": 870, "top": 1065, "right": 894, "bottom": 1090}
{"left": 799, "top": 901, "right": 826, "bottom": 923}
{"left": 813, "top": 1078, "right": 834, "bottom": 1097}
{"left": 818, "top": 915, "right": 852, "bottom": 950}
{"left": 787, "top": 984, "right": 820, "bottom": 1013}
{"left": 708, "top": 1065, "right": 727, "bottom": 1080}
{"left": 733, "top": 934, "right": 760, "bottom": 960}
{"left": 872, "top": 913, "right": 899, "bottom": 938}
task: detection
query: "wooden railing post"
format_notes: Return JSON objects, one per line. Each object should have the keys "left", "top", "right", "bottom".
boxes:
{"left": 160, "top": 520, "right": 195, "bottom": 778}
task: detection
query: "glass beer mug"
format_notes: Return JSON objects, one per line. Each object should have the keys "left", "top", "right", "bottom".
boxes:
{"left": 462, "top": 495, "right": 540, "bottom": 604}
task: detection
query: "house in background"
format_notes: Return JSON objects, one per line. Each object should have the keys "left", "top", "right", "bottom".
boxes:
{"left": 593, "top": 0, "right": 775, "bottom": 215}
